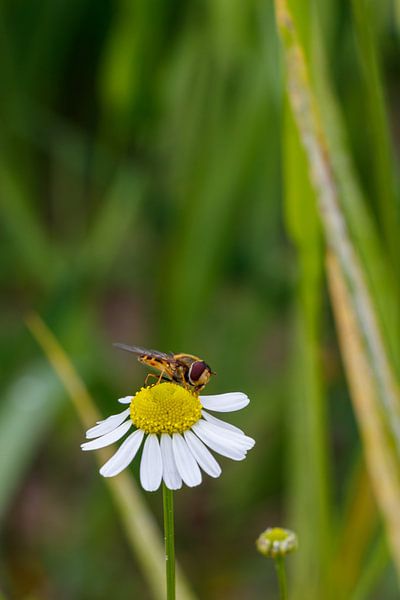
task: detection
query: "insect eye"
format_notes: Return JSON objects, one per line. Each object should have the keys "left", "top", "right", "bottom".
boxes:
{"left": 188, "top": 361, "right": 211, "bottom": 385}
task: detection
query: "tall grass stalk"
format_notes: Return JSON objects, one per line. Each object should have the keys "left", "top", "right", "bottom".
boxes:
{"left": 274, "top": 0, "right": 400, "bottom": 579}
{"left": 331, "top": 460, "right": 378, "bottom": 598}
{"left": 351, "top": 536, "right": 389, "bottom": 600}
{"left": 327, "top": 254, "right": 400, "bottom": 583}
{"left": 284, "top": 88, "right": 330, "bottom": 600}
{"left": 311, "top": 10, "right": 400, "bottom": 376}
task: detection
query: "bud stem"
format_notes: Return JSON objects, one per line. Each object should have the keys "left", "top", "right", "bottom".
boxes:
{"left": 274, "top": 556, "right": 288, "bottom": 600}
{"left": 163, "top": 484, "right": 176, "bottom": 600}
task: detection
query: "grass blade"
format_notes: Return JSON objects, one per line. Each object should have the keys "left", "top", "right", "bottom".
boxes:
{"left": 0, "top": 161, "right": 56, "bottom": 289}
{"left": 327, "top": 253, "right": 400, "bottom": 580}
{"left": 274, "top": 0, "right": 400, "bottom": 578}
{"left": 274, "top": 0, "right": 400, "bottom": 461}
{"left": 284, "top": 101, "right": 331, "bottom": 598}
{"left": 0, "top": 363, "right": 64, "bottom": 520}
{"left": 331, "top": 459, "right": 378, "bottom": 598}
{"left": 80, "top": 165, "right": 144, "bottom": 281}
{"left": 351, "top": 536, "right": 389, "bottom": 600}
{"left": 351, "top": 0, "right": 399, "bottom": 268}
{"left": 311, "top": 18, "right": 400, "bottom": 376}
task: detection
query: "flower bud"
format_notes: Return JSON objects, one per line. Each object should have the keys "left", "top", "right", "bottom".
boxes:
{"left": 256, "top": 527, "right": 298, "bottom": 558}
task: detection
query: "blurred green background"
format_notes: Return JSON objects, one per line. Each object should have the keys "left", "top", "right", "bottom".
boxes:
{"left": 1, "top": 0, "right": 399, "bottom": 598}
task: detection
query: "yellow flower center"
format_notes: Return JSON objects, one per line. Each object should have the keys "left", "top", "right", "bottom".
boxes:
{"left": 130, "top": 382, "right": 202, "bottom": 435}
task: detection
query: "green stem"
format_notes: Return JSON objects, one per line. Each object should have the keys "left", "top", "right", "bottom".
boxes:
{"left": 163, "top": 483, "right": 175, "bottom": 600}
{"left": 274, "top": 557, "right": 288, "bottom": 600}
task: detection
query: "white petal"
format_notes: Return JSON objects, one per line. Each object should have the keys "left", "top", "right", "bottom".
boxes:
{"left": 202, "top": 410, "right": 245, "bottom": 435}
{"left": 160, "top": 434, "right": 182, "bottom": 490}
{"left": 192, "top": 421, "right": 246, "bottom": 461}
{"left": 198, "top": 419, "right": 255, "bottom": 451}
{"left": 118, "top": 396, "right": 133, "bottom": 404}
{"left": 85, "top": 408, "right": 130, "bottom": 439}
{"left": 200, "top": 392, "right": 249, "bottom": 412}
{"left": 140, "top": 434, "right": 163, "bottom": 492}
{"left": 172, "top": 433, "right": 202, "bottom": 487}
{"left": 81, "top": 421, "right": 132, "bottom": 451}
{"left": 184, "top": 431, "right": 221, "bottom": 478}
{"left": 99, "top": 429, "right": 144, "bottom": 477}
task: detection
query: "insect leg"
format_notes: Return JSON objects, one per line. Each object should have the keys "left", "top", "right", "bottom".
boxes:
{"left": 145, "top": 373, "right": 159, "bottom": 386}
{"left": 180, "top": 372, "right": 190, "bottom": 390}
{"left": 157, "top": 371, "right": 166, "bottom": 384}
{"left": 144, "top": 372, "right": 172, "bottom": 386}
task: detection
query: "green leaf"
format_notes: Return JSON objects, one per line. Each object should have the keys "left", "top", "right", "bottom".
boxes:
{"left": 0, "top": 362, "right": 64, "bottom": 520}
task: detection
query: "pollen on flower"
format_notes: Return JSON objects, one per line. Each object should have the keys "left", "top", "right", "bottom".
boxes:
{"left": 130, "top": 382, "right": 202, "bottom": 435}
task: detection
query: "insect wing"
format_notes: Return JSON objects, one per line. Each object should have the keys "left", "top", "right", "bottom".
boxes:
{"left": 113, "top": 343, "right": 174, "bottom": 360}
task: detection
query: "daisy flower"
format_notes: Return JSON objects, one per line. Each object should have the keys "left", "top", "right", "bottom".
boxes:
{"left": 81, "top": 382, "right": 255, "bottom": 491}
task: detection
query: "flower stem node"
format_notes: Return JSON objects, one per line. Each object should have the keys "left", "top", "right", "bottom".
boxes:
{"left": 256, "top": 527, "right": 298, "bottom": 559}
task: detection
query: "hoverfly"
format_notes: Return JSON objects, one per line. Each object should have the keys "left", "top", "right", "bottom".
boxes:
{"left": 114, "top": 343, "right": 214, "bottom": 393}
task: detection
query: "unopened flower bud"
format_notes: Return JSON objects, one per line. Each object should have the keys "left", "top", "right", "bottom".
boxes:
{"left": 256, "top": 527, "right": 298, "bottom": 558}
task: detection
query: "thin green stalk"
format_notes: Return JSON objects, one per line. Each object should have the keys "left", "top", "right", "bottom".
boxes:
{"left": 163, "top": 484, "right": 176, "bottom": 600}
{"left": 274, "top": 557, "right": 288, "bottom": 600}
